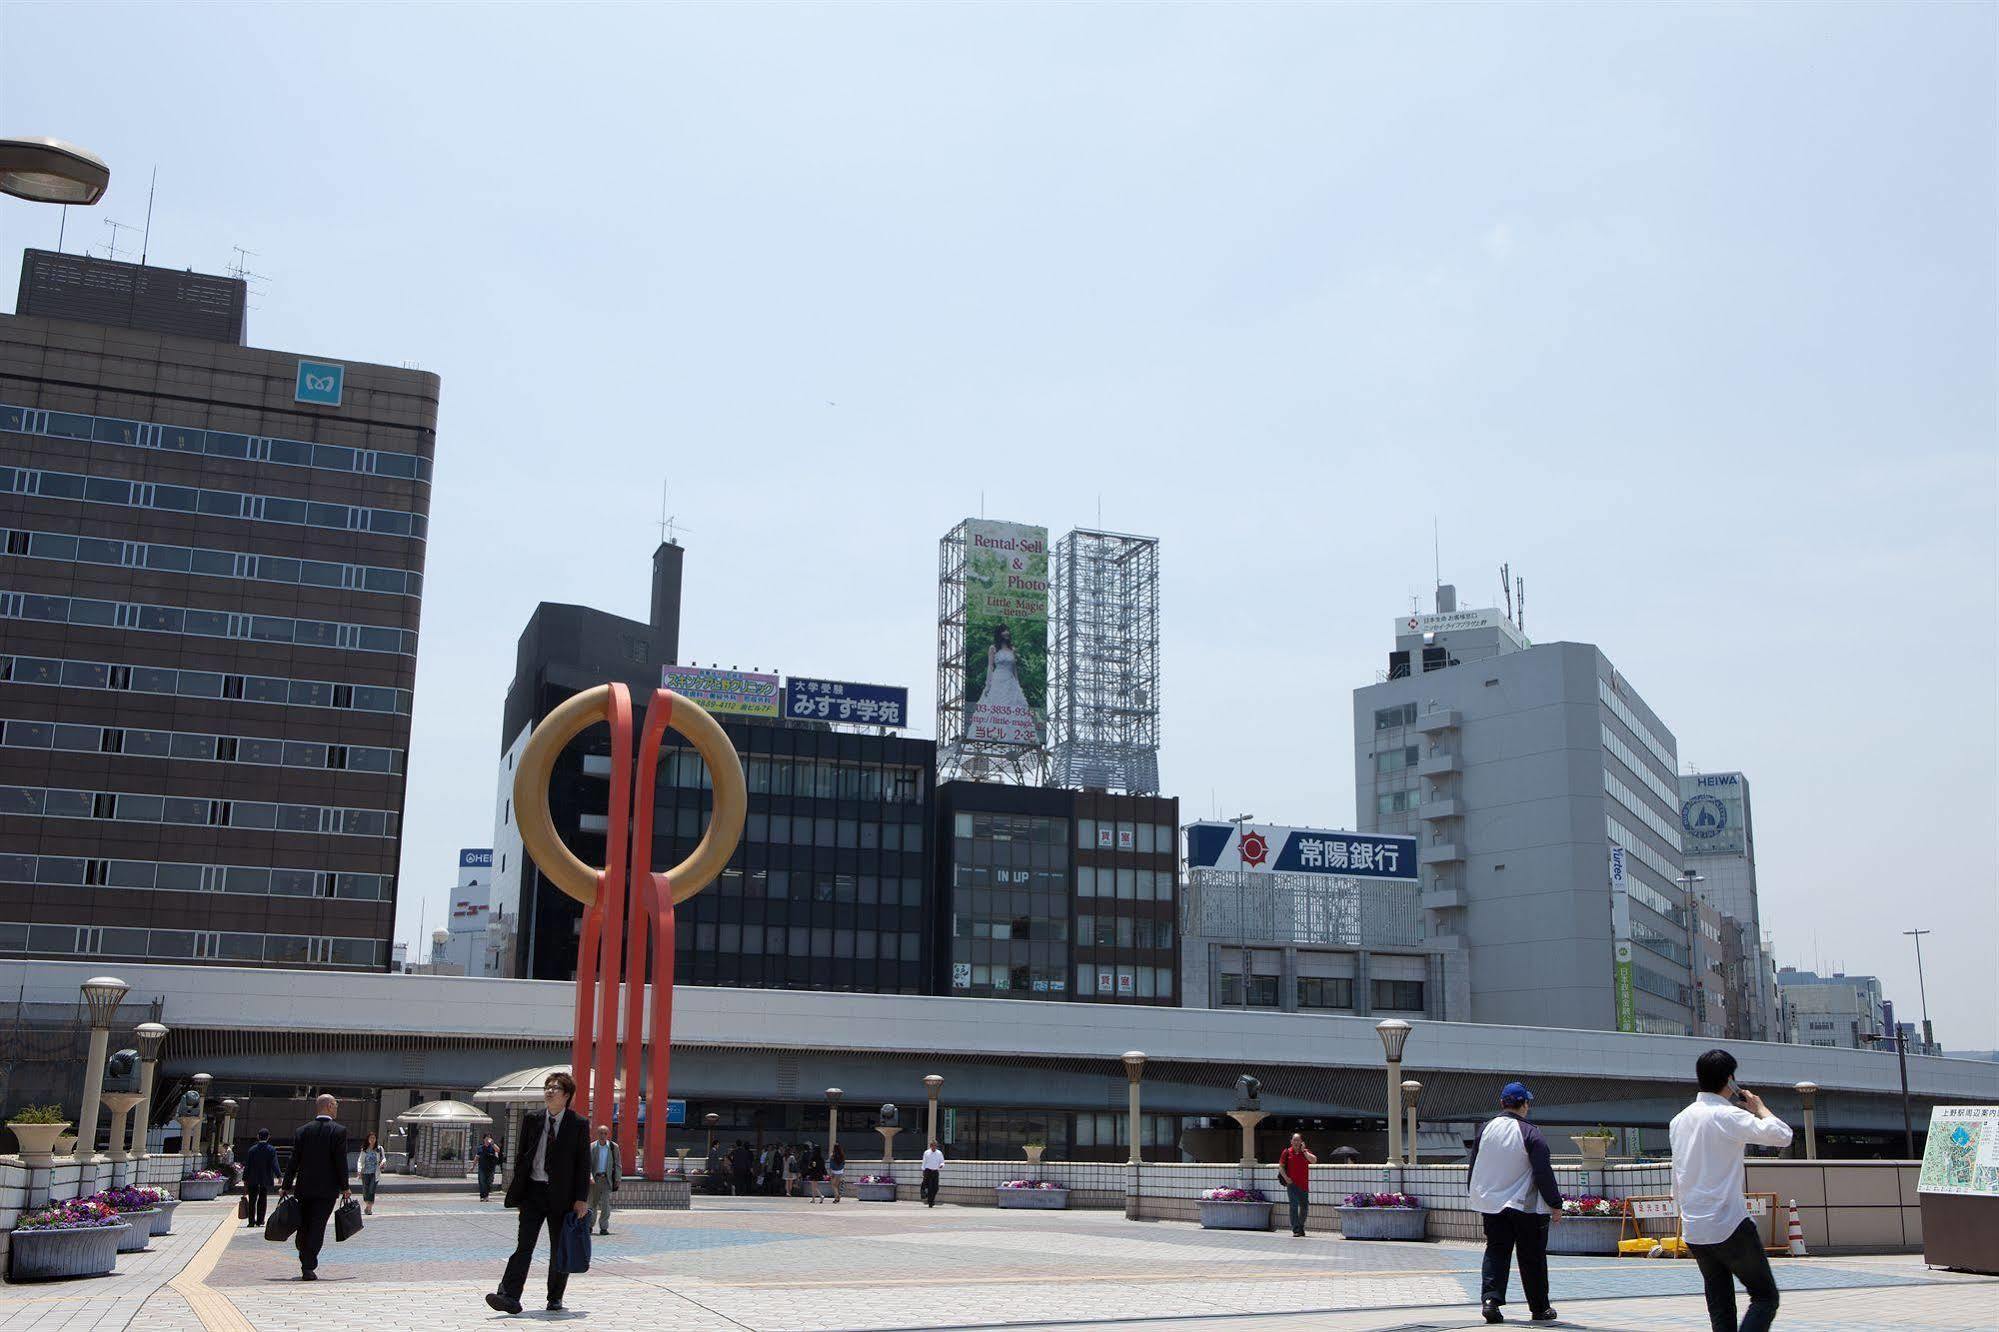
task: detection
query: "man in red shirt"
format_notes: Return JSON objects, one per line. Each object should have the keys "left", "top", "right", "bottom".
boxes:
{"left": 1278, "top": 1132, "right": 1317, "bottom": 1236}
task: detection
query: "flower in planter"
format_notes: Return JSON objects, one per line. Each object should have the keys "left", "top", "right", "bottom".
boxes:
{"left": 189, "top": 1169, "right": 228, "bottom": 1181}
{"left": 15, "top": 1199, "right": 122, "bottom": 1231}
{"left": 1201, "top": 1187, "right": 1268, "bottom": 1202}
{"left": 1000, "top": 1180, "right": 1064, "bottom": 1189}
{"left": 858, "top": 1174, "right": 896, "bottom": 1185}
{"left": 1342, "top": 1192, "right": 1421, "bottom": 1208}
{"left": 1560, "top": 1194, "right": 1624, "bottom": 1217}
{"left": 92, "top": 1187, "right": 165, "bottom": 1212}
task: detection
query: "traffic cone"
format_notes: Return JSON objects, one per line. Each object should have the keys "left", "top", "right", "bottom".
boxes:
{"left": 1785, "top": 1200, "right": 1808, "bottom": 1256}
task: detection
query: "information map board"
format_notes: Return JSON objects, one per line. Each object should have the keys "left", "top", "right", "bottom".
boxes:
{"left": 1919, "top": 1105, "right": 1999, "bottom": 1197}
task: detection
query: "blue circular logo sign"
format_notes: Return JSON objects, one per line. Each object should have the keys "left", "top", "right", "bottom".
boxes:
{"left": 1681, "top": 794, "right": 1729, "bottom": 841}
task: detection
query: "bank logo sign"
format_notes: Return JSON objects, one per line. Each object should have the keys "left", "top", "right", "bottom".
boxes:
{"left": 1184, "top": 822, "right": 1418, "bottom": 882}
{"left": 294, "top": 360, "right": 346, "bottom": 406}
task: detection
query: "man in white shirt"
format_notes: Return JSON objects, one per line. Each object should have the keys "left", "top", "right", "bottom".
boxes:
{"left": 1670, "top": 1049, "right": 1794, "bottom": 1332}
{"left": 1465, "top": 1081, "right": 1563, "bottom": 1324}
{"left": 920, "top": 1140, "right": 946, "bottom": 1207}
{"left": 588, "top": 1124, "right": 619, "bottom": 1235}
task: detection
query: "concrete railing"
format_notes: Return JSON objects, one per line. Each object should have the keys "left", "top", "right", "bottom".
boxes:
{"left": 1, "top": 1153, "right": 185, "bottom": 1276}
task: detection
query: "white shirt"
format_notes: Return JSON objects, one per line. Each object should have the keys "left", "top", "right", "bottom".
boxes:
{"left": 1670, "top": 1092, "right": 1794, "bottom": 1245}
{"left": 1467, "top": 1114, "right": 1553, "bottom": 1216}
{"left": 531, "top": 1109, "right": 562, "bottom": 1183}
{"left": 921, "top": 1148, "right": 945, "bottom": 1171}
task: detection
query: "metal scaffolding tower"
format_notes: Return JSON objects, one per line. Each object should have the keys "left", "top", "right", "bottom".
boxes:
{"left": 1049, "top": 528, "right": 1160, "bottom": 794}
{"left": 936, "top": 520, "right": 1045, "bottom": 785}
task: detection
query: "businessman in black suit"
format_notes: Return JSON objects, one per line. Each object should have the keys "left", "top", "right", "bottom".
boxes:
{"left": 242, "top": 1128, "right": 281, "bottom": 1227}
{"left": 487, "top": 1071, "right": 591, "bottom": 1315}
{"left": 281, "top": 1093, "right": 351, "bottom": 1280}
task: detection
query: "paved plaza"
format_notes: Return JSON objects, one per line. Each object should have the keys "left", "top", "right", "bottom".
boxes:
{"left": 2, "top": 1187, "right": 1993, "bottom": 1332}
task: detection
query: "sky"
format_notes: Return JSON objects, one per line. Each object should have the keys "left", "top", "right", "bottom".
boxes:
{"left": 2, "top": 3, "right": 1993, "bottom": 1049}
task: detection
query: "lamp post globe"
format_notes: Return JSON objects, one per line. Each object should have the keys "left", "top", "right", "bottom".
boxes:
{"left": 1375, "top": 1020, "right": 1413, "bottom": 1166}
{"left": 0, "top": 136, "right": 109, "bottom": 205}
{"left": 134, "top": 1022, "right": 168, "bottom": 1060}
{"left": 1374, "top": 1019, "right": 1412, "bottom": 1062}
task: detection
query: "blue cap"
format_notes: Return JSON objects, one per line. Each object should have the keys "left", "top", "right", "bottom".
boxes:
{"left": 1501, "top": 1081, "right": 1534, "bottom": 1105}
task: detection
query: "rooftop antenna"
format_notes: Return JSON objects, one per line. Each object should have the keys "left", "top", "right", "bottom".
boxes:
{"left": 57, "top": 205, "right": 67, "bottom": 253}
{"left": 1499, "top": 563, "right": 1512, "bottom": 620}
{"left": 1432, "top": 517, "right": 1441, "bottom": 591}
{"left": 139, "top": 166, "right": 157, "bottom": 264}
{"left": 656, "top": 481, "right": 692, "bottom": 545}
{"left": 99, "top": 218, "right": 139, "bottom": 262}
{"left": 225, "top": 246, "right": 270, "bottom": 311}
{"left": 1516, "top": 576, "right": 1525, "bottom": 633}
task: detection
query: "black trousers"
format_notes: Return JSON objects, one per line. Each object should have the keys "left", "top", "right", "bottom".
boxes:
{"left": 295, "top": 1196, "right": 336, "bottom": 1273}
{"left": 921, "top": 1169, "right": 940, "bottom": 1206}
{"left": 501, "top": 1182, "right": 573, "bottom": 1304}
{"left": 1689, "top": 1217, "right": 1780, "bottom": 1332}
{"left": 478, "top": 1164, "right": 496, "bottom": 1199}
{"left": 1479, "top": 1209, "right": 1550, "bottom": 1311}
{"left": 245, "top": 1186, "right": 270, "bottom": 1226}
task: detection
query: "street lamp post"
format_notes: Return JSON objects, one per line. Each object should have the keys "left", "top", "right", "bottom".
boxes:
{"left": 74, "top": 976, "right": 129, "bottom": 1164}
{"left": 1121, "top": 1052, "right": 1147, "bottom": 1165}
{"left": 1401, "top": 1080, "right": 1423, "bottom": 1166}
{"left": 1231, "top": 815, "right": 1256, "bottom": 1008}
{"left": 130, "top": 1022, "right": 168, "bottom": 1160}
{"left": 923, "top": 1075, "right": 944, "bottom": 1145}
{"left": 703, "top": 1112, "right": 719, "bottom": 1158}
{"left": 220, "top": 1099, "right": 239, "bottom": 1162}
{"left": 189, "top": 1073, "right": 212, "bottom": 1165}
{"left": 1375, "top": 1020, "right": 1412, "bottom": 1167}
{"left": 825, "top": 1088, "right": 843, "bottom": 1163}
{"left": 1795, "top": 1082, "right": 1819, "bottom": 1161}
{"left": 1904, "top": 928, "right": 1933, "bottom": 1055}
{"left": 0, "top": 136, "right": 110, "bottom": 205}
{"left": 1861, "top": 1031, "right": 1915, "bottom": 1158}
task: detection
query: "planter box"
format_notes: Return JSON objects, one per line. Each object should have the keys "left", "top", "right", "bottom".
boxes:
{"left": 178, "top": 1177, "right": 225, "bottom": 1201}
{"left": 6, "top": 1121, "right": 70, "bottom": 1167}
{"left": 111, "top": 1210, "right": 156, "bottom": 1251}
{"left": 1548, "top": 1214, "right": 1624, "bottom": 1255}
{"left": 7, "top": 1223, "right": 127, "bottom": 1281}
{"left": 148, "top": 1199, "right": 180, "bottom": 1235}
{"left": 996, "top": 1188, "right": 1069, "bottom": 1210}
{"left": 854, "top": 1182, "right": 898, "bottom": 1202}
{"left": 1199, "top": 1199, "right": 1274, "bottom": 1231}
{"left": 1337, "top": 1206, "right": 1428, "bottom": 1240}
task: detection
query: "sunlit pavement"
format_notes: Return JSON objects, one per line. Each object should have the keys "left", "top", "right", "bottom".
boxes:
{"left": 3, "top": 1192, "right": 1993, "bottom": 1332}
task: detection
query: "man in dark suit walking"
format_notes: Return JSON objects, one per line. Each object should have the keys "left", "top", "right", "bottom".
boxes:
{"left": 280, "top": 1094, "right": 351, "bottom": 1280}
{"left": 242, "top": 1128, "right": 280, "bottom": 1227}
{"left": 487, "top": 1071, "right": 591, "bottom": 1315}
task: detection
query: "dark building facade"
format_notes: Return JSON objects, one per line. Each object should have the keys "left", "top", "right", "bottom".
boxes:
{"left": 492, "top": 548, "right": 938, "bottom": 992}
{"left": 937, "top": 782, "right": 1181, "bottom": 1006}
{"left": 0, "top": 252, "right": 438, "bottom": 971}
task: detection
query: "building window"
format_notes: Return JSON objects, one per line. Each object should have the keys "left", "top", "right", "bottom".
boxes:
{"left": 1217, "top": 973, "right": 1280, "bottom": 1008}
{"left": 1297, "top": 976, "right": 1355, "bottom": 1010}
{"left": 1374, "top": 702, "right": 1418, "bottom": 731}
{"left": 1375, "top": 745, "right": 1420, "bottom": 774}
{"left": 1371, "top": 978, "right": 1425, "bottom": 1011}
{"left": 1376, "top": 789, "right": 1420, "bottom": 817}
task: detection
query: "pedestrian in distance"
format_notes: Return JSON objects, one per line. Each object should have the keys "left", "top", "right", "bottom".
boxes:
{"left": 358, "top": 1132, "right": 385, "bottom": 1215}
{"left": 1671, "top": 1049, "right": 1794, "bottom": 1332}
{"left": 588, "top": 1124, "right": 619, "bottom": 1235}
{"left": 1277, "top": 1132, "right": 1316, "bottom": 1237}
{"left": 477, "top": 1134, "right": 503, "bottom": 1202}
{"left": 784, "top": 1146, "right": 801, "bottom": 1198}
{"left": 242, "top": 1128, "right": 279, "bottom": 1228}
{"left": 485, "top": 1071, "right": 592, "bottom": 1316}
{"left": 920, "top": 1139, "right": 945, "bottom": 1207}
{"left": 806, "top": 1146, "right": 826, "bottom": 1202}
{"left": 730, "top": 1139, "right": 754, "bottom": 1196}
{"left": 279, "top": 1094, "right": 352, "bottom": 1281}
{"left": 826, "top": 1142, "right": 846, "bottom": 1203}
{"left": 1466, "top": 1081, "right": 1563, "bottom": 1325}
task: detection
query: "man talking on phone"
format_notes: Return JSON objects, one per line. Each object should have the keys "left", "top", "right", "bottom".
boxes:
{"left": 1670, "top": 1049, "right": 1794, "bottom": 1332}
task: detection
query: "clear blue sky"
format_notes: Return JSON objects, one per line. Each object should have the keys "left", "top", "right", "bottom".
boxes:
{"left": 3, "top": 3, "right": 1993, "bottom": 1048}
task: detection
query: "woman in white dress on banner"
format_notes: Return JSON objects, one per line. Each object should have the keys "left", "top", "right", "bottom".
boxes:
{"left": 969, "top": 624, "right": 1037, "bottom": 744}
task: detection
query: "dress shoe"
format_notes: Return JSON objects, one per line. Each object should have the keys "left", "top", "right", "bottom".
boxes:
{"left": 485, "top": 1291, "right": 523, "bottom": 1315}
{"left": 1481, "top": 1302, "right": 1504, "bottom": 1324}
{"left": 547, "top": 1301, "right": 565, "bottom": 1312}
{"left": 1530, "top": 1308, "right": 1558, "bottom": 1323}
{"left": 300, "top": 1271, "right": 317, "bottom": 1282}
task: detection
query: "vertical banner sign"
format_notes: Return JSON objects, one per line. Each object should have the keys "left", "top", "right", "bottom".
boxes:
{"left": 1610, "top": 847, "right": 1636, "bottom": 1033}
{"left": 963, "top": 520, "right": 1049, "bottom": 746}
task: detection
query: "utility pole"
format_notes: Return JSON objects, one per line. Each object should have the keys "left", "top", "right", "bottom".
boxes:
{"left": 1231, "top": 814, "right": 1256, "bottom": 1009}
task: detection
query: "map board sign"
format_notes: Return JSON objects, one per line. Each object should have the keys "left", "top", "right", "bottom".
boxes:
{"left": 1918, "top": 1106, "right": 1999, "bottom": 1196}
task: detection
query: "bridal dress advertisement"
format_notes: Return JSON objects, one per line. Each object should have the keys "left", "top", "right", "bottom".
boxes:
{"left": 964, "top": 520, "right": 1048, "bottom": 746}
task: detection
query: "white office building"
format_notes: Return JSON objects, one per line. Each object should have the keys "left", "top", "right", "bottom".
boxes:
{"left": 441, "top": 848, "right": 498, "bottom": 976}
{"left": 1679, "top": 771, "right": 1779, "bottom": 1041}
{"left": 1778, "top": 968, "right": 1886, "bottom": 1049}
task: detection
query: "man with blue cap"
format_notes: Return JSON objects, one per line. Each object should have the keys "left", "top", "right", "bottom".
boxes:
{"left": 1465, "top": 1080, "right": 1563, "bottom": 1324}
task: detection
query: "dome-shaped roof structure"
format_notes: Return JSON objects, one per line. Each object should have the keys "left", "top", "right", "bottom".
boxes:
{"left": 394, "top": 1098, "right": 493, "bottom": 1126}
{"left": 473, "top": 1065, "right": 623, "bottom": 1106}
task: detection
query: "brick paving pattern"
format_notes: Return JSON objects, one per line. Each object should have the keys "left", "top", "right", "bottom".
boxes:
{"left": 4, "top": 1191, "right": 1993, "bottom": 1331}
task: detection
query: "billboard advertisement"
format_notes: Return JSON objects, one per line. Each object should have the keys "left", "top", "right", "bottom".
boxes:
{"left": 1610, "top": 846, "right": 1636, "bottom": 1033}
{"left": 1184, "top": 822, "right": 1419, "bottom": 882}
{"left": 785, "top": 677, "right": 909, "bottom": 728}
{"left": 661, "top": 665, "right": 780, "bottom": 719}
{"left": 1679, "top": 772, "right": 1747, "bottom": 856}
{"left": 963, "top": 520, "right": 1048, "bottom": 747}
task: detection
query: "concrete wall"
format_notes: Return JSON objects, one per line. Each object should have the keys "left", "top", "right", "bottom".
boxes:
{"left": 0, "top": 1152, "right": 185, "bottom": 1276}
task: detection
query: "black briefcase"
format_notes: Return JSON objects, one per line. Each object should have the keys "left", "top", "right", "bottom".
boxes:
{"left": 333, "top": 1199, "right": 364, "bottom": 1242}
{"left": 264, "top": 1195, "right": 299, "bottom": 1242}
